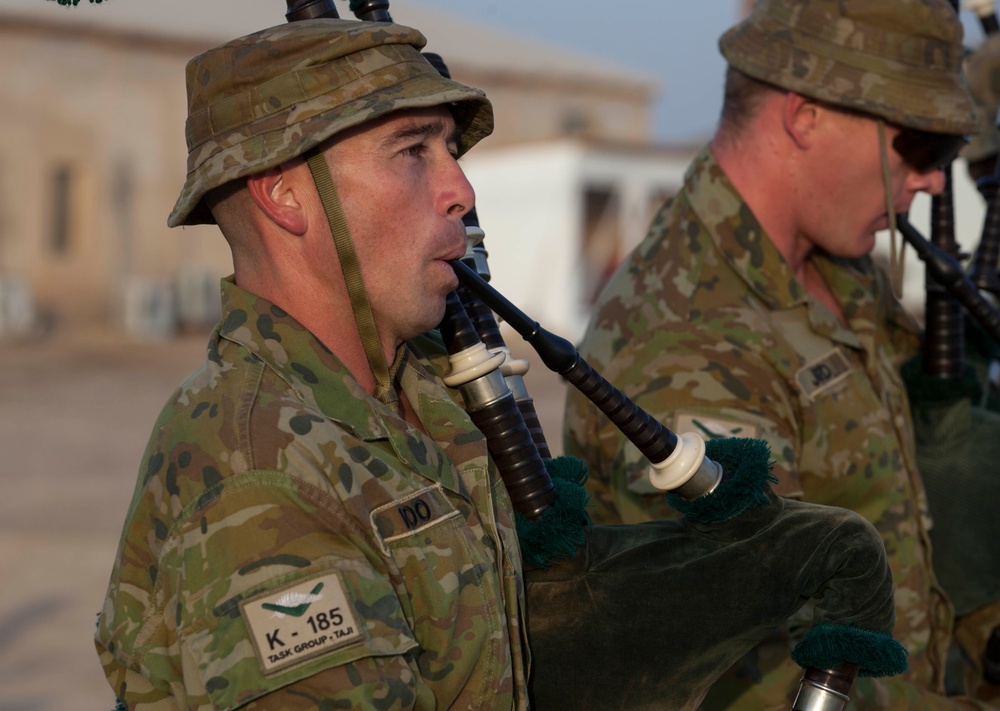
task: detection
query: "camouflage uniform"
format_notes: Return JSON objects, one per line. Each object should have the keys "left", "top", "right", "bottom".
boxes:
{"left": 96, "top": 278, "right": 529, "bottom": 710}
{"left": 563, "top": 147, "right": 987, "bottom": 709}
{"left": 566, "top": 0, "right": 1000, "bottom": 705}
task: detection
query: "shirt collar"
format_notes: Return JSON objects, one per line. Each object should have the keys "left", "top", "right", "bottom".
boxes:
{"left": 216, "top": 276, "right": 391, "bottom": 439}
{"left": 684, "top": 146, "right": 909, "bottom": 345}
{"left": 685, "top": 146, "right": 809, "bottom": 310}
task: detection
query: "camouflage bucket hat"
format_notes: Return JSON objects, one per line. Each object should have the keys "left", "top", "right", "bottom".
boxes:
{"left": 964, "top": 33, "right": 1000, "bottom": 162}
{"left": 169, "top": 18, "right": 493, "bottom": 227}
{"left": 719, "top": 0, "right": 979, "bottom": 136}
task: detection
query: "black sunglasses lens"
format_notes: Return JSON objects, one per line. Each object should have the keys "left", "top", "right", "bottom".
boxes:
{"left": 893, "top": 130, "right": 967, "bottom": 172}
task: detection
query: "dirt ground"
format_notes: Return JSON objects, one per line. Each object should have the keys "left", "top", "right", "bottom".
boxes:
{"left": 0, "top": 327, "right": 567, "bottom": 710}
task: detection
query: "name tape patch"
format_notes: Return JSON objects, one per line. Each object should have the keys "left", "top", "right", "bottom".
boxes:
{"left": 241, "top": 572, "right": 362, "bottom": 675}
{"left": 795, "top": 348, "right": 852, "bottom": 400}
{"left": 370, "top": 484, "right": 460, "bottom": 555}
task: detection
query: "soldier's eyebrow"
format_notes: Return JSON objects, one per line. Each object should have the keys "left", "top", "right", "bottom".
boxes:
{"left": 382, "top": 118, "right": 458, "bottom": 149}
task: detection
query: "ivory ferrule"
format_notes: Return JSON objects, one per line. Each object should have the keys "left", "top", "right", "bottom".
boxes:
{"left": 648, "top": 431, "right": 723, "bottom": 499}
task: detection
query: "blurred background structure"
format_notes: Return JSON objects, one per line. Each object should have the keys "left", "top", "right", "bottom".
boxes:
{"left": 1, "top": 1, "right": 998, "bottom": 709}
{"left": 0, "top": 0, "right": 705, "bottom": 343}
{"left": 1, "top": 0, "right": 993, "bottom": 341}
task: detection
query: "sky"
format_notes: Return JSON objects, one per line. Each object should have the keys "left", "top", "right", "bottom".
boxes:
{"left": 414, "top": 0, "right": 993, "bottom": 144}
{"left": 414, "top": 0, "right": 745, "bottom": 144}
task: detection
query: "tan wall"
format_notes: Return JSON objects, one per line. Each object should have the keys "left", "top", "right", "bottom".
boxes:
{"left": 1, "top": 20, "right": 229, "bottom": 333}
{"left": 457, "top": 68, "right": 653, "bottom": 149}
{"left": 0, "top": 16, "right": 654, "bottom": 335}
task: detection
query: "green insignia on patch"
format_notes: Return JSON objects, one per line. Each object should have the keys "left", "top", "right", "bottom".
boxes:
{"left": 674, "top": 413, "right": 758, "bottom": 440}
{"left": 241, "top": 572, "right": 362, "bottom": 675}
{"left": 261, "top": 581, "right": 324, "bottom": 618}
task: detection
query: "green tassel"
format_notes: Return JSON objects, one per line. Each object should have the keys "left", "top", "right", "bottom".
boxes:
{"left": 514, "top": 457, "right": 591, "bottom": 569}
{"left": 791, "top": 622, "right": 909, "bottom": 678}
{"left": 665, "top": 437, "right": 777, "bottom": 524}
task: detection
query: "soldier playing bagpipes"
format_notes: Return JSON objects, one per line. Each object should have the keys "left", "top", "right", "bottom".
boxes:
{"left": 85, "top": 1, "right": 929, "bottom": 709}
{"left": 898, "top": 0, "right": 1000, "bottom": 700}
{"left": 565, "top": 0, "right": 1000, "bottom": 708}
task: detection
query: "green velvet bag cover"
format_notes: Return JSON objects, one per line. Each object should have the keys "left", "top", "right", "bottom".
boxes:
{"left": 524, "top": 442, "right": 903, "bottom": 710}
{"left": 906, "top": 362, "right": 1000, "bottom": 617}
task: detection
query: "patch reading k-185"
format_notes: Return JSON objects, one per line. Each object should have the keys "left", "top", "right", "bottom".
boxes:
{"left": 241, "top": 572, "right": 362, "bottom": 674}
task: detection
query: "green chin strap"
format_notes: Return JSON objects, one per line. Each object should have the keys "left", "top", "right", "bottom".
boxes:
{"left": 305, "top": 150, "right": 400, "bottom": 409}
{"left": 878, "top": 119, "right": 905, "bottom": 299}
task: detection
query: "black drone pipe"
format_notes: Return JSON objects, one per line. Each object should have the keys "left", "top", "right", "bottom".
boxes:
{"left": 967, "top": 0, "right": 1000, "bottom": 298}
{"left": 456, "top": 209, "right": 554, "bottom": 459}
{"left": 448, "top": 257, "right": 723, "bottom": 497}
{"left": 285, "top": 0, "right": 339, "bottom": 21}
{"left": 923, "top": 167, "right": 967, "bottom": 379}
{"left": 437, "top": 289, "right": 558, "bottom": 517}
{"left": 919, "top": 0, "right": 968, "bottom": 380}
{"left": 968, "top": 169, "right": 1000, "bottom": 298}
{"left": 899, "top": 215, "right": 1000, "bottom": 344}
{"left": 424, "top": 48, "right": 553, "bottom": 459}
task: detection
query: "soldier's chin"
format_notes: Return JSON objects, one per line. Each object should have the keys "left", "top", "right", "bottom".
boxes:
{"left": 853, "top": 233, "right": 878, "bottom": 258}
{"left": 831, "top": 232, "right": 877, "bottom": 260}
{"left": 412, "top": 298, "right": 449, "bottom": 339}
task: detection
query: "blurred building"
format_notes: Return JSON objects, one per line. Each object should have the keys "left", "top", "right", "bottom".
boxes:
{"left": 0, "top": 0, "right": 699, "bottom": 340}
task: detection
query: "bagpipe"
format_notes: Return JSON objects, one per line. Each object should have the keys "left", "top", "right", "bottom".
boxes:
{"left": 278, "top": 1, "right": 912, "bottom": 709}
{"left": 891, "top": 0, "right": 1000, "bottom": 687}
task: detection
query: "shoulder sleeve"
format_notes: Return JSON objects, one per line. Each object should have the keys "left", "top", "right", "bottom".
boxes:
{"left": 565, "top": 208, "right": 808, "bottom": 520}
{"left": 103, "top": 469, "right": 426, "bottom": 710}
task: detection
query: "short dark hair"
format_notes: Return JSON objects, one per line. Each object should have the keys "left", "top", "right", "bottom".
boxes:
{"left": 718, "top": 66, "right": 779, "bottom": 139}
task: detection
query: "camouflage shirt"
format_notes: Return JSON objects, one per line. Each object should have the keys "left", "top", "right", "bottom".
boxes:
{"left": 96, "top": 277, "right": 529, "bottom": 710}
{"left": 563, "top": 146, "right": 955, "bottom": 703}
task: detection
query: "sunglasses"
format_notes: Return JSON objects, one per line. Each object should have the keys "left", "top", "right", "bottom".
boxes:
{"left": 892, "top": 129, "right": 968, "bottom": 173}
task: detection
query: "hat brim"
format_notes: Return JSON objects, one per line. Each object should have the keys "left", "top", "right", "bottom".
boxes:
{"left": 169, "top": 72, "right": 491, "bottom": 227}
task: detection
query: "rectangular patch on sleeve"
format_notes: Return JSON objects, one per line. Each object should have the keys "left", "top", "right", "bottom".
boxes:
{"left": 794, "top": 348, "right": 852, "bottom": 400}
{"left": 240, "top": 572, "right": 363, "bottom": 675}
{"left": 370, "top": 484, "right": 461, "bottom": 556}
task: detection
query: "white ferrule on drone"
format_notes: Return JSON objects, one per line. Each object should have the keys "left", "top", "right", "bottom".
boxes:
{"left": 496, "top": 346, "right": 530, "bottom": 396}
{"left": 464, "top": 225, "right": 490, "bottom": 277}
{"left": 442, "top": 342, "right": 508, "bottom": 408}
{"left": 648, "top": 431, "right": 723, "bottom": 500}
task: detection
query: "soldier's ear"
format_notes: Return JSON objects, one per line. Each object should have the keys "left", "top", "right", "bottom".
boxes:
{"left": 783, "top": 92, "right": 820, "bottom": 149}
{"left": 246, "top": 163, "right": 308, "bottom": 236}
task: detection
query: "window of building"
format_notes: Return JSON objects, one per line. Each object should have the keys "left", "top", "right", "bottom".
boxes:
{"left": 582, "top": 185, "right": 622, "bottom": 303}
{"left": 50, "top": 164, "right": 74, "bottom": 255}
{"left": 562, "top": 109, "right": 591, "bottom": 137}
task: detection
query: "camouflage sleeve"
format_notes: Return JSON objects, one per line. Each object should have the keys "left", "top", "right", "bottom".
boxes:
{"left": 97, "top": 469, "right": 430, "bottom": 711}
{"left": 563, "top": 220, "right": 807, "bottom": 524}
{"left": 564, "top": 317, "right": 805, "bottom": 524}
